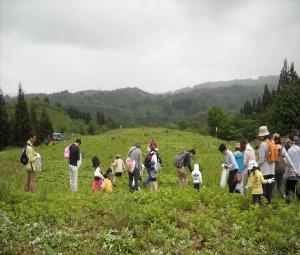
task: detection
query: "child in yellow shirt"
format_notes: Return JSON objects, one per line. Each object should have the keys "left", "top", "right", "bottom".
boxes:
{"left": 247, "top": 160, "right": 275, "bottom": 206}
{"left": 102, "top": 173, "right": 113, "bottom": 193}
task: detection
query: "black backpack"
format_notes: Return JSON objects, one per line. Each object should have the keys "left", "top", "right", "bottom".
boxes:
{"left": 144, "top": 153, "right": 153, "bottom": 168}
{"left": 20, "top": 143, "right": 31, "bottom": 165}
{"left": 174, "top": 152, "right": 186, "bottom": 168}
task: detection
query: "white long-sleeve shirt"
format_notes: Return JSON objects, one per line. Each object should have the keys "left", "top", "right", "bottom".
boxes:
{"left": 243, "top": 144, "right": 256, "bottom": 172}
{"left": 286, "top": 145, "right": 300, "bottom": 179}
{"left": 225, "top": 150, "right": 239, "bottom": 172}
{"left": 94, "top": 167, "right": 105, "bottom": 180}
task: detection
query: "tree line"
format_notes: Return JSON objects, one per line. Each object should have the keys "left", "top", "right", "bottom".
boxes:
{"left": 207, "top": 59, "right": 300, "bottom": 140}
{"left": 0, "top": 84, "right": 54, "bottom": 150}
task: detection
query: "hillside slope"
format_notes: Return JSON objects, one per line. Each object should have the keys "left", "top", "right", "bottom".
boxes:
{"left": 0, "top": 128, "right": 298, "bottom": 254}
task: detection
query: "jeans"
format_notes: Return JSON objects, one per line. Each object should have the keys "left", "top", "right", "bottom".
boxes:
{"left": 252, "top": 194, "right": 262, "bottom": 206}
{"left": 143, "top": 167, "right": 151, "bottom": 186}
{"left": 262, "top": 174, "right": 275, "bottom": 203}
{"left": 128, "top": 168, "right": 140, "bottom": 191}
{"left": 69, "top": 165, "right": 78, "bottom": 192}
{"left": 275, "top": 173, "right": 285, "bottom": 198}
{"left": 228, "top": 169, "right": 238, "bottom": 193}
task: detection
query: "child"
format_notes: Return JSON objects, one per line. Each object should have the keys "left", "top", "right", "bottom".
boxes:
{"left": 192, "top": 163, "right": 202, "bottom": 191}
{"left": 91, "top": 156, "right": 105, "bottom": 192}
{"left": 111, "top": 154, "right": 125, "bottom": 178}
{"left": 246, "top": 160, "right": 275, "bottom": 206}
{"left": 233, "top": 143, "right": 244, "bottom": 193}
{"left": 102, "top": 173, "right": 113, "bottom": 193}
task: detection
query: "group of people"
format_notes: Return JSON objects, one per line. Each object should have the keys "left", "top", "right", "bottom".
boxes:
{"left": 219, "top": 126, "right": 300, "bottom": 205}
{"left": 21, "top": 126, "right": 300, "bottom": 206}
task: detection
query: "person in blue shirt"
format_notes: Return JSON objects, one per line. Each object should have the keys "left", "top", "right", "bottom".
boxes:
{"left": 234, "top": 143, "right": 244, "bottom": 173}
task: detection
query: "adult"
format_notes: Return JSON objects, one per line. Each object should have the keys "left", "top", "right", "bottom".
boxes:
{"left": 127, "top": 143, "right": 142, "bottom": 192}
{"left": 69, "top": 139, "right": 81, "bottom": 192}
{"left": 111, "top": 154, "right": 125, "bottom": 177}
{"left": 273, "top": 134, "right": 295, "bottom": 199}
{"left": 219, "top": 144, "right": 239, "bottom": 193}
{"left": 257, "top": 126, "right": 275, "bottom": 203}
{"left": 147, "top": 139, "right": 157, "bottom": 152}
{"left": 25, "top": 132, "right": 39, "bottom": 192}
{"left": 285, "top": 138, "right": 300, "bottom": 201}
{"left": 240, "top": 138, "right": 255, "bottom": 194}
{"left": 174, "top": 149, "right": 195, "bottom": 187}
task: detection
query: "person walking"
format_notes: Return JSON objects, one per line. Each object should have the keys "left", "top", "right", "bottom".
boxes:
{"left": 127, "top": 143, "right": 142, "bottom": 192}
{"left": 111, "top": 154, "right": 125, "bottom": 178}
{"left": 25, "top": 132, "right": 40, "bottom": 192}
{"left": 240, "top": 138, "right": 256, "bottom": 194}
{"left": 257, "top": 126, "right": 275, "bottom": 203}
{"left": 174, "top": 149, "right": 195, "bottom": 187}
{"left": 285, "top": 138, "right": 300, "bottom": 201}
{"left": 273, "top": 133, "right": 295, "bottom": 199}
{"left": 219, "top": 144, "right": 239, "bottom": 193}
{"left": 192, "top": 163, "right": 202, "bottom": 191}
{"left": 68, "top": 139, "right": 81, "bottom": 192}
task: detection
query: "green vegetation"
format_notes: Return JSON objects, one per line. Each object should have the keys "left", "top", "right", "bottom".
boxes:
{"left": 0, "top": 128, "right": 299, "bottom": 254}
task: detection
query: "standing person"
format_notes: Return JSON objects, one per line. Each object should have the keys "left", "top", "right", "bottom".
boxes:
{"left": 273, "top": 134, "right": 295, "bottom": 199}
{"left": 91, "top": 156, "right": 105, "bottom": 192}
{"left": 68, "top": 139, "right": 81, "bottom": 192}
{"left": 174, "top": 149, "right": 196, "bottom": 187}
{"left": 285, "top": 138, "right": 300, "bottom": 201}
{"left": 247, "top": 160, "right": 275, "bottom": 206}
{"left": 127, "top": 143, "right": 142, "bottom": 192}
{"left": 218, "top": 144, "right": 239, "bottom": 193}
{"left": 149, "top": 149, "right": 159, "bottom": 192}
{"left": 233, "top": 143, "right": 244, "bottom": 193}
{"left": 111, "top": 154, "right": 125, "bottom": 178}
{"left": 25, "top": 132, "right": 40, "bottom": 192}
{"left": 240, "top": 138, "right": 256, "bottom": 194}
{"left": 192, "top": 163, "right": 202, "bottom": 191}
{"left": 257, "top": 126, "right": 275, "bottom": 203}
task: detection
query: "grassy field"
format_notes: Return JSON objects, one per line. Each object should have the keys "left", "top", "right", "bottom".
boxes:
{"left": 0, "top": 128, "right": 299, "bottom": 255}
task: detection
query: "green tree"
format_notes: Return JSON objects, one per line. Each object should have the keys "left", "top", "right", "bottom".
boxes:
{"left": 278, "top": 58, "right": 289, "bottom": 91}
{"left": 87, "top": 119, "right": 98, "bottom": 135}
{"left": 289, "top": 62, "right": 299, "bottom": 85}
{"left": 96, "top": 110, "right": 106, "bottom": 126}
{"left": 30, "top": 102, "right": 38, "bottom": 132}
{"left": 270, "top": 82, "right": 300, "bottom": 135}
{"left": 43, "top": 97, "right": 50, "bottom": 105}
{"left": 262, "top": 84, "right": 272, "bottom": 107}
{"left": 38, "top": 108, "right": 54, "bottom": 144}
{"left": 0, "top": 88, "right": 10, "bottom": 150}
{"left": 14, "top": 84, "right": 32, "bottom": 146}
{"left": 241, "top": 100, "right": 252, "bottom": 116}
{"left": 207, "top": 105, "right": 227, "bottom": 137}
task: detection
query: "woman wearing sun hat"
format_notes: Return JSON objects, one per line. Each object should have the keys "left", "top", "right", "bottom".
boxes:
{"left": 257, "top": 126, "right": 275, "bottom": 203}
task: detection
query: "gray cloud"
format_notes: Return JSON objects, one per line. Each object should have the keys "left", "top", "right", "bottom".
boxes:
{"left": 0, "top": 0, "right": 300, "bottom": 95}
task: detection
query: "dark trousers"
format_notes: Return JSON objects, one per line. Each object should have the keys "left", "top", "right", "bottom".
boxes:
{"left": 252, "top": 194, "right": 262, "bottom": 206}
{"left": 286, "top": 180, "right": 298, "bottom": 198}
{"left": 128, "top": 168, "right": 140, "bottom": 191}
{"left": 262, "top": 174, "right": 275, "bottom": 203}
{"left": 193, "top": 183, "right": 200, "bottom": 191}
{"left": 228, "top": 169, "right": 238, "bottom": 193}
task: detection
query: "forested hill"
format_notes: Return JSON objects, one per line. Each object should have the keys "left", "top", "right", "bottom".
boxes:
{"left": 11, "top": 76, "right": 278, "bottom": 126}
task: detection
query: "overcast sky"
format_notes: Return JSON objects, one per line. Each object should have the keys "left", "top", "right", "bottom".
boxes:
{"left": 1, "top": 0, "right": 300, "bottom": 95}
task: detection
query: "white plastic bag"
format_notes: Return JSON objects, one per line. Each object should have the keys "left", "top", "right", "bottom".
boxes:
{"left": 220, "top": 168, "right": 228, "bottom": 188}
{"left": 77, "top": 153, "right": 82, "bottom": 168}
{"left": 35, "top": 154, "right": 42, "bottom": 171}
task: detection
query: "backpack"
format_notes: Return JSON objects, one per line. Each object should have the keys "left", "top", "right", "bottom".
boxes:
{"left": 267, "top": 141, "right": 278, "bottom": 163}
{"left": 20, "top": 143, "right": 31, "bottom": 165}
{"left": 144, "top": 153, "right": 153, "bottom": 168}
{"left": 275, "top": 146, "right": 286, "bottom": 175}
{"left": 174, "top": 152, "right": 186, "bottom": 168}
{"left": 64, "top": 144, "right": 71, "bottom": 159}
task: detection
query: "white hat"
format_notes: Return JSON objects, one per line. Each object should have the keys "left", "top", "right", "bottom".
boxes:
{"left": 248, "top": 160, "right": 258, "bottom": 170}
{"left": 258, "top": 126, "right": 270, "bottom": 137}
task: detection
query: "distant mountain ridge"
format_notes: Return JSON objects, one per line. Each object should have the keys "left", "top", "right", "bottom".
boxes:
{"left": 6, "top": 75, "right": 279, "bottom": 126}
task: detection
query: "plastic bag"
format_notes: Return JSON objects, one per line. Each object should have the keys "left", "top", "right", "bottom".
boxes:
{"left": 77, "top": 153, "right": 82, "bottom": 168}
{"left": 220, "top": 168, "right": 228, "bottom": 188}
{"left": 35, "top": 154, "right": 42, "bottom": 171}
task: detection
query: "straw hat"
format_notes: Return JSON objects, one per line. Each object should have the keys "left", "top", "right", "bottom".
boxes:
{"left": 258, "top": 126, "right": 269, "bottom": 137}
{"left": 273, "top": 133, "right": 280, "bottom": 138}
{"left": 235, "top": 143, "right": 240, "bottom": 149}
